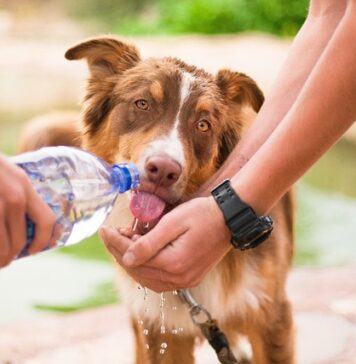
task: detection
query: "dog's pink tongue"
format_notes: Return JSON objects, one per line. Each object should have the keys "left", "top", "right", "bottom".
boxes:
{"left": 130, "top": 191, "right": 166, "bottom": 222}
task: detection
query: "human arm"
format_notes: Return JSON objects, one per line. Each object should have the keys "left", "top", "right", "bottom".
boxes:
{"left": 198, "top": 0, "right": 348, "bottom": 194}
{"left": 232, "top": 0, "right": 356, "bottom": 214}
{"left": 0, "top": 154, "right": 56, "bottom": 267}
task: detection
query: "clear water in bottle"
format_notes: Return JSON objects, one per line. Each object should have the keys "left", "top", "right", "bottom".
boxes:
{"left": 10, "top": 146, "right": 139, "bottom": 258}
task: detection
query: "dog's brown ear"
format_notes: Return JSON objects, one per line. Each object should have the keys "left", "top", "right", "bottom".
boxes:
{"left": 65, "top": 37, "right": 140, "bottom": 79}
{"left": 65, "top": 37, "right": 141, "bottom": 135}
{"left": 216, "top": 69, "right": 264, "bottom": 112}
{"left": 215, "top": 69, "right": 264, "bottom": 166}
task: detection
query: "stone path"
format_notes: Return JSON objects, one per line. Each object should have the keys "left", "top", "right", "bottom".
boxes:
{"left": 1, "top": 266, "right": 355, "bottom": 364}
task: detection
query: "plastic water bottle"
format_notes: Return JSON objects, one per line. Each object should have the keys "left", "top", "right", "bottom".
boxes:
{"left": 10, "top": 146, "right": 140, "bottom": 258}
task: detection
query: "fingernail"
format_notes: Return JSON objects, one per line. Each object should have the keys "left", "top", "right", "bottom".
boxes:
{"left": 123, "top": 251, "right": 136, "bottom": 266}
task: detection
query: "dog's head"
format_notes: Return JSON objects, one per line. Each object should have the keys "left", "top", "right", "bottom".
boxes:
{"left": 66, "top": 37, "right": 263, "bottom": 221}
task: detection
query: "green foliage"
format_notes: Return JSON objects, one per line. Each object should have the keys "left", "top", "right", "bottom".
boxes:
{"left": 33, "top": 281, "right": 118, "bottom": 313}
{"left": 0, "top": 0, "right": 309, "bottom": 36}
{"left": 113, "top": 0, "right": 309, "bottom": 36}
{"left": 56, "top": 0, "right": 151, "bottom": 26}
{"left": 58, "top": 233, "right": 111, "bottom": 262}
{"left": 303, "top": 139, "right": 356, "bottom": 199}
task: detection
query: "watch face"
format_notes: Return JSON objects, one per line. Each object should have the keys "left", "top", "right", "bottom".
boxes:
{"left": 233, "top": 216, "right": 273, "bottom": 250}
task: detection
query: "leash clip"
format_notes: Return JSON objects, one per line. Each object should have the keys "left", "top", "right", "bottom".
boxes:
{"left": 177, "top": 288, "right": 240, "bottom": 364}
{"left": 178, "top": 289, "right": 212, "bottom": 325}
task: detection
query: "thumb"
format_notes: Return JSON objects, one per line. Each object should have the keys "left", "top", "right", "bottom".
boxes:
{"left": 122, "top": 212, "right": 186, "bottom": 267}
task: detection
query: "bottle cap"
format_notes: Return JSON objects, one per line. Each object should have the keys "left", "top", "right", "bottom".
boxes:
{"left": 111, "top": 163, "right": 140, "bottom": 192}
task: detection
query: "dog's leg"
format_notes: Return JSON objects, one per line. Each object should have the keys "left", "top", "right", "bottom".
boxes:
{"left": 134, "top": 321, "right": 195, "bottom": 364}
{"left": 132, "top": 317, "right": 151, "bottom": 364}
{"left": 248, "top": 300, "right": 295, "bottom": 364}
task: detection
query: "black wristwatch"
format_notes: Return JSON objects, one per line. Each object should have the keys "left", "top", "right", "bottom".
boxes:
{"left": 211, "top": 180, "right": 273, "bottom": 250}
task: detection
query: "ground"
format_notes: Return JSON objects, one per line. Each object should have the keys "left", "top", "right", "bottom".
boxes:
{"left": 1, "top": 266, "right": 356, "bottom": 364}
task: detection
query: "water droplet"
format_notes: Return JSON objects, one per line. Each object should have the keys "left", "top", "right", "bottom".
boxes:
{"left": 138, "top": 320, "right": 144, "bottom": 326}
{"left": 145, "top": 344, "right": 150, "bottom": 350}
{"left": 161, "top": 342, "right": 168, "bottom": 349}
{"left": 171, "top": 329, "right": 178, "bottom": 335}
{"left": 132, "top": 218, "right": 139, "bottom": 232}
{"left": 172, "top": 306, "right": 177, "bottom": 311}
{"left": 159, "top": 293, "right": 166, "bottom": 336}
{"left": 143, "top": 287, "right": 148, "bottom": 301}
{"left": 143, "top": 329, "right": 149, "bottom": 336}
{"left": 144, "top": 222, "right": 150, "bottom": 229}
{"left": 159, "top": 349, "right": 165, "bottom": 355}
{"left": 178, "top": 327, "right": 184, "bottom": 332}
{"left": 172, "top": 290, "right": 178, "bottom": 295}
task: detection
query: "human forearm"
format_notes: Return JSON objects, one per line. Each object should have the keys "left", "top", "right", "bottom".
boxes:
{"left": 199, "top": 0, "right": 346, "bottom": 195}
{"left": 232, "top": 5, "right": 356, "bottom": 214}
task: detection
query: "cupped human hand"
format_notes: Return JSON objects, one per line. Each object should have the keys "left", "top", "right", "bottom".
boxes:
{"left": 100, "top": 196, "right": 232, "bottom": 292}
{"left": 0, "top": 154, "right": 56, "bottom": 267}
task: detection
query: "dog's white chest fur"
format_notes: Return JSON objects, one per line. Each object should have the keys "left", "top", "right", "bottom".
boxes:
{"left": 122, "top": 257, "right": 268, "bottom": 335}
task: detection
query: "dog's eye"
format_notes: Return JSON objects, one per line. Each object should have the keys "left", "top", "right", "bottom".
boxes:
{"left": 197, "top": 120, "right": 211, "bottom": 132}
{"left": 135, "top": 99, "right": 149, "bottom": 110}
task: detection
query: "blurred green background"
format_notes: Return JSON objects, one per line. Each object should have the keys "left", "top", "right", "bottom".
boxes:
{"left": 1, "top": 0, "right": 309, "bottom": 36}
{"left": 0, "top": 0, "right": 355, "bottom": 320}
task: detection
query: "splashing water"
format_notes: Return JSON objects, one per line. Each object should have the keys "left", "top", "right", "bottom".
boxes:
{"left": 160, "top": 342, "right": 168, "bottom": 354}
{"left": 159, "top": 293, "right": 166, "bottom": 335}
{"left": 130, "top": 214, "right": 186, "bottom": 355}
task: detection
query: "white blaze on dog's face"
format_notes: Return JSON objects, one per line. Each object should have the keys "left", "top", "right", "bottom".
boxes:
{"left": 65, "top": 37, "right": 264, "bottom": 221}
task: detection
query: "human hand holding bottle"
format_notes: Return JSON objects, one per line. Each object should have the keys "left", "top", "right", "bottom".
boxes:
{"left": 0, "top": 153, "right": 56, "bottom": 267}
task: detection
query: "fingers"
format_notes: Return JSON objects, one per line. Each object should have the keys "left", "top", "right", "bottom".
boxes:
{"left": 24, "top": 176, "right": 56, "bottom": 255}
{"left": 0, "top": 206, "right": 11, "bottom": 267}
{"left": 100, "top": 226, "right": 132, "bottom": 254}
{"left": 122, "top": 213, "right": 188, "bottom": 267}
{"left": 100, "top": 226, "right": 180, "bottom": 292}
{"left": 6, "top": 190, "right": 27, "bottom": 258}
{"left": 105, "top": 239, "right": 181, "bottom": 292}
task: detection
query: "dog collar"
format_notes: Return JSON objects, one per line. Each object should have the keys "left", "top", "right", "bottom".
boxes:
{"left": 211, "top": 180, "right": 273, "bottom": 250}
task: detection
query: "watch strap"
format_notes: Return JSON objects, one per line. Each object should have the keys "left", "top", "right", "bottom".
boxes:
{"left": 211, "top": 180, "right": 273, "bottom": 250}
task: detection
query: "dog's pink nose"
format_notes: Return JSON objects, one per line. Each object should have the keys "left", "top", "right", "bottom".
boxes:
{"left": 145, "top": 155, "right": 182, "bottom": 188}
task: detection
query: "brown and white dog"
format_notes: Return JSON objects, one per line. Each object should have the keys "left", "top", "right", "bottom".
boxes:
{"left": 19, "top": 37, "right": 295, "bottom": 364}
